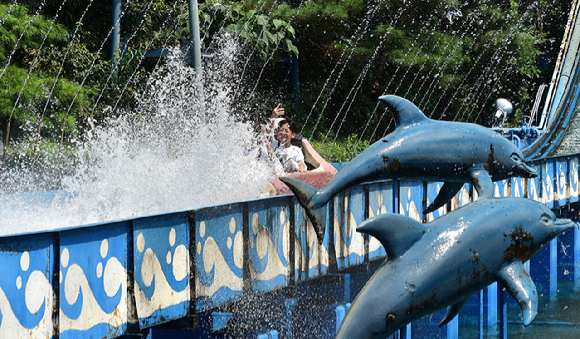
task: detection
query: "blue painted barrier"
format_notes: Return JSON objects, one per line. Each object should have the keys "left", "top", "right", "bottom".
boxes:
{"left": 0, "top": 154, "right": 579, "bottom": 338}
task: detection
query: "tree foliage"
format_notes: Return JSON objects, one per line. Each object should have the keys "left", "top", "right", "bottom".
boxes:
{"left": 0, "top": 0, "right": 571, "bottom": 162}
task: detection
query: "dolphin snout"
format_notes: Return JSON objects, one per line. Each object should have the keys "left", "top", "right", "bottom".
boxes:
{"left": 554, "top": 218, "right": 575, "bottom": 232}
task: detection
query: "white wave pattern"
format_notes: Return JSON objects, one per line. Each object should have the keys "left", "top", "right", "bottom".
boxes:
{"left": 60, "top": 258, "right": 127, "bottom": 333}
{"left": 558, "top": 166, "right": 567, "bottom": 200}
{"left": 543, "top": 173, "right": 554, "bottom": 204}
{"left": 295, "top": 218, "right": 330, "bottom": 276}
{"left": 334, "top": 211, "right": 365, "bottom": 259}
{"left": 253, "top": 227, "right": 288, "bottom": 281}
{"left": 0, "top": 271, "right": 53, "bottom": 338}
{"left": 513, "top": 179, "right": 521, "bottom": 197}
{"left": 197, "top": 237, "right": 243, "bottom": 298}
{"left": 135, "top": 248, "right": 189, "bottom": 319}
{"left": 461, "top": 186, "right": 471, "bottom": 206}
{"left": 530, "top": 178, "right": 539, "bottom": 201}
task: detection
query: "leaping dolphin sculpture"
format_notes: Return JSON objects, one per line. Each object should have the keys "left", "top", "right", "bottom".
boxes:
{"left": 281, "top": 95, "right": 537, "bottom": 243}
{"left": 335, "top": 197, "right": 574, "bottom": 339}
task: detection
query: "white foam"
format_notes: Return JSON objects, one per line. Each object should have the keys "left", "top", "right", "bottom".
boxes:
{"left": 0, "top": 35, "right": 274, "bottom": 236}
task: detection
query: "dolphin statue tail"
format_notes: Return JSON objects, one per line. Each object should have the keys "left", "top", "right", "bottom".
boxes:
{"left": 279, "top": 177, "right": 329, "bottom": 244}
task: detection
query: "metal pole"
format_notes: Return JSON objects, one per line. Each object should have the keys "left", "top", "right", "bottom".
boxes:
{"left": 188, "top": 0, "right": 202, "bottom": 70}
{"left": 111, "top": 0, "right": 122, "bottom": 61}
{"left": 188, "top": 0, "right": 206, "bottom": 122}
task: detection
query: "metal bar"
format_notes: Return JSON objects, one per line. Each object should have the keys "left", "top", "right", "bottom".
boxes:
{"left": 126, "top": 220, "right": 140, "bottom": 334}
{"left": 243, "top": 202, "right": 251, "bottom": 293}
{"left": 289, "top": 196, "right": 296, "bottom": 287}
{"left": 188, "top": 0, "right": 206, "bottom": 122}
{"left": 52, "top": 232, "right": 60, "bottom": 339}
{"left": 188, "top": 211, "right": 197, "bottom": 315}
{"left": 111, "top": 0, "right": 122, "bottom": 61}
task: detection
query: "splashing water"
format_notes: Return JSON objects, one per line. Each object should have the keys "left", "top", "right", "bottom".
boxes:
{"left": 0, "top": 34, "right": 274, "bottom": 236}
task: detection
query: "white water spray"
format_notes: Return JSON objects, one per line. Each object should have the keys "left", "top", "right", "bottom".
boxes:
{"left": 0, "top": 35, "right": 274, "bottom": 236}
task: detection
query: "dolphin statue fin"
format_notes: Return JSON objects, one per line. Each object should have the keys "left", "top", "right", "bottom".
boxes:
{"left": 468, "top": 167, "right": 494, "bottom": 198}
{"left": 424, "top": 182, "right": 463, "bottom": 214}
{"left": 279, "top": 177, "right": 327, "bottom": 244}
{"left": 379, "top": 95, "right": 428, "bottom": 128}
{"left": 439, "top": 297, "right": 470, "bottom": 328}
{"left": 497, "top": 261, "right": 538, "bottom": 326}
{"left": 357, "top": 214, "right": 426, "bottom": 258}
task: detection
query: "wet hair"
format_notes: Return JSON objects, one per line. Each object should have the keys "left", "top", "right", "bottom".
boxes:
{"left": 278, "top": 119, "right": 298, "bottom": 134}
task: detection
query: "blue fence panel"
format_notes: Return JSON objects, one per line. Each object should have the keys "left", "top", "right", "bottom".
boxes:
{"left": 294, "top": 201, "right": 330, "bottom": 281}
{"left": 527, "top": 162, "right": 541, "bottom": 201}
{"left": 493, "top": 180, "right": 509, "bottom": 198}
{"left": 510, "top": 177, "right": 525, "bottom": 198}
{"left": 571, "top": 157, "right": 579, "bottom": 203}
{"left": 249, "top": 197, "right": 292, "bottom": 293}
{"left": 557, "top": 226, "right": 577, "bottom": 282}
{"left": 542, "top": 160, "right": 555, "bottom": 208}
{"left": 367, "top": 181, "right": 394, "bottom": 259}
{"left": 555, "top": 158, "right": 569, "bottom": 207}
{"left": 133, "top": 212, "right": 191, "bottom": 328}
{"left": 399, "top": 180, "right": 424, "bottom": 220}
{"left": 60, "top": 222, "right": 132, "bottom": 339}
{"left": 0, "top": 233, "right": 56, "bottom": 338}
{"left": 452, "top": 184, "right": 472, "bottom": 210}
{"left": 196, "top": 203, "right": 245, "bottom": 310}
{"left": 334, "top": 186, "right": 366, "bottom": 269}
{"left": 425, "top": 182, "right": 447, "bottom": 221}
{"left": 530, "top": 238, "right": 557, "bottom": 295}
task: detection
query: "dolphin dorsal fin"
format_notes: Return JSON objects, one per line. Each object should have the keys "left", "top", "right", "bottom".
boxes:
{"left": 357, "top": 214, "right": 426, "bottom": 258}
{"left": 379, "top": 95, "right": 428, "bottom": 128}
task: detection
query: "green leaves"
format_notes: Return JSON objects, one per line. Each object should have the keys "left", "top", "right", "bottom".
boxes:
{"left": 212, "top": 2, "right": 298, "bottom": 63}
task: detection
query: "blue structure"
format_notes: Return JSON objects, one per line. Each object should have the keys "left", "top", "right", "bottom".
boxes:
{"left": 0, "top": 153, "right": 579, "bottom": 338}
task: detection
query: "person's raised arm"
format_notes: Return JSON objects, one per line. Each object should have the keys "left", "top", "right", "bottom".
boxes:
{"left": 271, "top": 103, "right": 285, "bottom": 119}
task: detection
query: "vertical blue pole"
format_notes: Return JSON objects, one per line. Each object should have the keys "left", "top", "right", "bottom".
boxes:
{"left": 394, "top": 180, "right": 400, "bottom": 214}
{"left": 285, "top": 298, "right": 297, "bottom": 338}
{"left": 344, "top": 274, "right": 351, "bottom": 301}
{"left": 498, "top": 285, "right": 507, "bottom": 339}
{"left": 111, "top": 0, "right": 122, "bottom": 61}
{"left": 487, "top": 282, "right": 497, "bottom": 330}
{"left": 446, "top": 314, "right": 458, "bottom": 339}
{"left": 478, "top": 290, "right": 483, "bottom": 339}
{"left": 550, "top": 238, "right": 558, "bottom": 294}
{"left": 575, "top": 224, "right": 580, "bottom": 282}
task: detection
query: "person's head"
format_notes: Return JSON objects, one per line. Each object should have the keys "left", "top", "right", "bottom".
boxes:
{"left": 276, "top": 119, "right": 298, "bottom": 147}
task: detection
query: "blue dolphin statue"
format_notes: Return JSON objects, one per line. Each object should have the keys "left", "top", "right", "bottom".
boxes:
{"left": 335, "top": 197, "right": 574, "bottom": 339}
{"left": 281, "top": 95, "right": 537, "bottom": 243}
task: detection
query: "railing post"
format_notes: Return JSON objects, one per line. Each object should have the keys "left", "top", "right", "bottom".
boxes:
{"left": 111, "top": 0, "right": 122, "bottom": 61}
{"left": 187, "top": 0, "right": 205, "bottom": 122}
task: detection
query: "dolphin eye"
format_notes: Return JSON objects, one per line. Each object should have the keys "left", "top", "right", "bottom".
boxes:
{"left": 540, "top": 213, "right": 552, "bottom": 224}
{"left": 511, "top": 153, "right": 522, "bottom": 162}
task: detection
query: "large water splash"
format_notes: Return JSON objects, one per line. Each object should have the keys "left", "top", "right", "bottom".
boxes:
{"left": 0, "top": 35, "right": 274, "bottom": 236}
